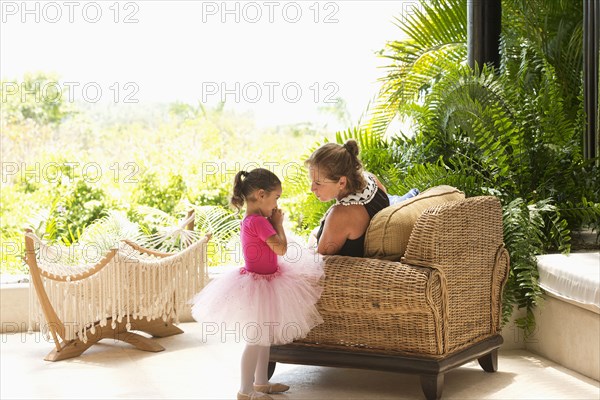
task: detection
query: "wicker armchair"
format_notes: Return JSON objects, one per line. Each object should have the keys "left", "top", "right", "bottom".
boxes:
{"left": 269, "top": 193, "right": 510, "bottom": 400}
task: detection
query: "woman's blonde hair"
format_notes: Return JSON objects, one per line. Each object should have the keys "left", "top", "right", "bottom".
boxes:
{"left": 305, "top": 139, "right": 366, "bottom": 194}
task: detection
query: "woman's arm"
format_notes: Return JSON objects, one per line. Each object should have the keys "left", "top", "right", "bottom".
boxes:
{"left": 316, "top": 209, "right": 347, "bottom": 255}
{"left": 316, "top": 206, "right": 369, "bottom": 255}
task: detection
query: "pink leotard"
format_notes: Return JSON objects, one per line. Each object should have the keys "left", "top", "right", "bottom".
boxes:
{"left": 241, "top": 214, "right": 278, "bottom": 274}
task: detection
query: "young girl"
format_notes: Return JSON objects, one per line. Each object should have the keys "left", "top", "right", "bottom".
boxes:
{"left": 190, "top": 168, "right": 324, "bottom": 400}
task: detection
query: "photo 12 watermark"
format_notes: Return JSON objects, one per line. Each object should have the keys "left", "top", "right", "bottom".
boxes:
{"left": 398, "top": 1, "right": 425, "bottom": 23}
{"left": 2, "top": 233, "right": 318, "bottom": 270}
{"left": 200, "top": 321, "right": 306, "bottom": 344}
{"left": 198, "top": 160, "right": 304, "bottom": 183}
{"left": 1, "top": 1, "right": 140, "bottom": 24}
{"left": 1, "top": 320, "right": 173, "bottom": 344}
{"left": 200, "top": 1, "right": 339, "bottom": 24}
{"left": 1, "top": 161, "right": 140, "bottom": 185}
{"left": 201, "top": 81, "right": 339, "bottom": 104}
{"left": 1, "top": 161, "right": 308, "bottom": 186}
{"left": 1, "top": 81, "right": 140, "bottom": 104}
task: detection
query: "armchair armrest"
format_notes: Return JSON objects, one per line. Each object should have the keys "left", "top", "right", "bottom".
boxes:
{"left": 403, "top": 196, "right": 510, "bottom": 353}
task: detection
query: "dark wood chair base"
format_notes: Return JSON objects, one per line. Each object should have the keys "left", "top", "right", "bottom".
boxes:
{"left": 478, "top": 348, "right": 499, "bottom": 372}
{"left": 268, "top": 335, "right": 503, "bottom": 400}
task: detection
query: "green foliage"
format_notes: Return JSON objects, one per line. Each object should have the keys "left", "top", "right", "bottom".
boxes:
{"left": 53, "top": 180, "right": 110, "bottom": 245}
{"left": 353, "top": 0, "right": 600, "bottom": 336}
{"left": 500, "top": 198, "right": 572, "bottom": 334}
{"left": 1, "top": 72, "right": 73, "bottom": 126}
{"left": 369, "top": 0, "right": 467, "bottom": 133}
{"left": 501, "top": 198, "right": 550, "bottom": 316}
{"left": 131, "top": 172, "right": 187, "bottom": 215}
{"left": 1, "top": 91, "right": 327, "bottom": 274}
{"left": 189, "top": 205, "right": 242, "bottom": 266}
{"left": 76, "top": 211, "right": 143, "bottom": 255}
{"left": 128, "top": 204, "right": 240, "bottom": 266}
{"left": 335, "top": 127, "right": 390, "bottom": 173}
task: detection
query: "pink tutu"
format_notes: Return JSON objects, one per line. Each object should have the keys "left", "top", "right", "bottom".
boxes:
{"left": 190, "top": 241, "right": 324, "bottom": 346}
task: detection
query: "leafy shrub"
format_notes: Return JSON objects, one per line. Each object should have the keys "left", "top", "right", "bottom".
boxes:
{"left": 44, "top": 180, "right": 110, "bottom": 245}
{"left": 131, "top": 172, "right": 187, "bottom": 215}
{"left": 354, "top": 0, "right": 600, "bottom": 335}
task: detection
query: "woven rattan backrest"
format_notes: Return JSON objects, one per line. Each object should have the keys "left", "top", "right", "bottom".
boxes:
{"left": 402, "top": 196, "right": 509, "bottom": 353}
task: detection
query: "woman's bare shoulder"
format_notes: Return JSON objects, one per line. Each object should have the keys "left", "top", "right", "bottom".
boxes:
{"left": 326, "top": 204, "right": 369, "bottom": 240}
{"left": 329, "top": 204, "right": 363, "bottom": 217}
{"left": 327, "top": 204, "right": 369, "bottom": 225}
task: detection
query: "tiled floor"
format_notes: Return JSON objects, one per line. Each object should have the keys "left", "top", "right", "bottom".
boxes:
{"left": 1, "top": 322, "right": 599, "bottom": 400}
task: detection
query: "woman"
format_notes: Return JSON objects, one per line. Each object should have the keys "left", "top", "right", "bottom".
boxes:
{"left": 306, "top": 139, "right": 389, "bottom": 256}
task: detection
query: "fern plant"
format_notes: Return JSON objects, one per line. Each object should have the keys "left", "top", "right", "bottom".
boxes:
{"left": 301, "top": 0, "right": 600, "bottom": 335}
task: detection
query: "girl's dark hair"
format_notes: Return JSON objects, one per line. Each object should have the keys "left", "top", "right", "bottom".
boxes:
{"left": 304, "top": 139, "right": 366, "bottom": 194}
{"left": 231, "top": 168, "right": 282, "bottom": 210}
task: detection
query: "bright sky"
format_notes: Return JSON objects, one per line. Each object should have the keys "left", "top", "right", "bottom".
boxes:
{"left": 1, "top": 1, "right": 415, "bottom": 126}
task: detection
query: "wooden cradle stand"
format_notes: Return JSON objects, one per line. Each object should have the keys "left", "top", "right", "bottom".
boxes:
{"left": 24, "top": 228, "right": 210, "bottom": 361}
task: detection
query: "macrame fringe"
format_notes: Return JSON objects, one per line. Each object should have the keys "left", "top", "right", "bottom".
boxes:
{"left": 28, "top": 237, "right": 209, "bottom": 343}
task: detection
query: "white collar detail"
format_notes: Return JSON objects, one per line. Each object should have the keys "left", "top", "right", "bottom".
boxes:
{"left": 335, "top": 172, "right": 377, "bottom": 206}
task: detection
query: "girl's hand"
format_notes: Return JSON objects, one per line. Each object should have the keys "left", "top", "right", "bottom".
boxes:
{"left": 266, "top": 208, "right": 287, "bottom": 255}
{"left": 269, "top": 207, "right": 284, "bottom": 227}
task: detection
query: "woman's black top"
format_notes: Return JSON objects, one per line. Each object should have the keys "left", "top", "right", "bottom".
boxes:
{"left": 315, "top": 184, "right": 389, "bottom": 257}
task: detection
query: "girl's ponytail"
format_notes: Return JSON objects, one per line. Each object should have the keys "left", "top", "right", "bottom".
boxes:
{"left": 231, "top": 171, "right": 247, "bottom": 210}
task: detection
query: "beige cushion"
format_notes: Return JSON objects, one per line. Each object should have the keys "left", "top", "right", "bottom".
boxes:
{"left": 364, "top": 185, "right": 465, "bottom": 260}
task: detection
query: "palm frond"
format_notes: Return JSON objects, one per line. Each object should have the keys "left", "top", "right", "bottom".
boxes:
{"left": 366, "top": 0, "right": 467, "bottom": 135}
{"left": 77, "top": 210, "right": 143, "bottom": 253}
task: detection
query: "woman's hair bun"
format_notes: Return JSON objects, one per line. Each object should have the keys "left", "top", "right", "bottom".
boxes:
{"left": 343, "top": 139, "right": 360, "bottom": 157}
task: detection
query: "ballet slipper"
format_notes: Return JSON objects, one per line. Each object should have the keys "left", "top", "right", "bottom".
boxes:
{"left": 253, "top": 383, "right": 290, "bottom": 393}
{"left": 237, "top": 391, "right": 273, "bottom": 400}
